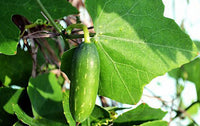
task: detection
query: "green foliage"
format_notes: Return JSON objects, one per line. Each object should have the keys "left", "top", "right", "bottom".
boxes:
{"left": 0, "top": 0, "right": 78, "bottom": 55}
{"left": 0, "top": 0, "right": 199, "bottom": 125}
{"left": 186, "top": 103, "right": 200, "bottom": 115}
{"left": 27, "top": 72, "right": 66, "bottom": 123}
{"left": 13, "top": 121, "right": 24, "bottom": 126}
{"left": 139, "top": 120, "right": 168, "bottom": 126}
{"left": 85, "top": 0, "right": 197, "bottom": 104}
{"left": 194, "top": 41, "right": 200, "bottom": 52}
{"left": 0, "top": 87, "right": 23, "bottom": 125}
{"left": 81, "top": 105, "right": 111, "bottom": 126}
{"left": 113, "top": 103, "right": 167, "bottom": 126}
{"left": 0, "top": 48, "right": 32, "bottom": 87}
{"left": 13, "top": 104, "right": 68, "bottom": 126}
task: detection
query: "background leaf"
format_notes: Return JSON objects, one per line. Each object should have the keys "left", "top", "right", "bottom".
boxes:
{"left": 61, "top": 47, "right": 76, "bottom": 79}
{"left": 27, "top": 72, "right": 66, "bottom": 124}
{"left": 186, "top": 103, "right": 200, "bottom": 115}
{"left": 13, "top": 121, "right": 24, "bottom": 126}
{"left": 85, "top": 0, "right": 197, "bottom": 104}
{"left": 81, "top": 105, "right": 111, "bottom": 126}
{"left": 0, "top": 0, "right": 78, "bottom": 55}
{"left": 194, "top": 41, "right": 200, "bottom": 52}
{"left": 13, "top": 104, "right": 68, "bottom": 126}
{"left": 113, "top": 103, "right": 167, "bottom": 126}
{"left": 0, "top": 87, "right": 23, "bottom": 125}
{"left": 139, "top": 120, "right": 168, "bottom": 126}
{"left": 169, "top": 58, "right": 200, "bottom": 101}
{"left": 0, "top": 48, "right": 32, "bottom": 87}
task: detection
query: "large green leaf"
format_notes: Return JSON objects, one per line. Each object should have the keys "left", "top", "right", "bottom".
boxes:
{"left": 0, "top": 0, "right": 78, "bottom": 55}
{"left": 0, "top": 87, "right": 23, "bottom": 125}
{"left": 113, "top": 103, "right": 167, "bottom": 126}
{"left": 13, "top": 104, "right": 68, "bottom": 126}
{"left": 85, "top": 0, "right": 197, "bottom": 104}
{"left": 27, "top": 72, "right": 66, "bottom": 124}
{"left": 0, "top": 48, "right": 32, "bottom": 87}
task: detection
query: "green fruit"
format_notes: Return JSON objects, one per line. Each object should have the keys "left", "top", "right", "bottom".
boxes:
{"left": 69, "top": 42, "right": 100, "bottom": 123}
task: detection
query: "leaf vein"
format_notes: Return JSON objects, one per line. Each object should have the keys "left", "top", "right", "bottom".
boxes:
{"left": 98, "top": 42, "right": 136, "bottom": 103}
{"left": 100, "top": 35, "right": 195, "bottom": 54}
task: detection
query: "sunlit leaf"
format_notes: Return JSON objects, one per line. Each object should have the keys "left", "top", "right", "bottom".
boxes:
{"left": 113, "top": 103, "right": 167, "bottom": 126}
{"left": 139, "top": 120, "right": 168, "bottom": 126}
{"left": 85, "top": 0, "right": 197, "bottom": 104}
{"left": 63, "top": 91, "right": 76, "bottom": 126}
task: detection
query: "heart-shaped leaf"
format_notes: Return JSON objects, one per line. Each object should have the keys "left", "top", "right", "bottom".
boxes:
{"left": 85, "top": 0, "right": 198, "bottom": 104}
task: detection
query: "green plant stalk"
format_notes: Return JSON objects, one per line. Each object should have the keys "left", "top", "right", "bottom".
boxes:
{"left": 35, "top": 0, "right": 70, "bottom": 49}
{"left": 67, "top": 24, "right": 91, "bottom": 43}
{"left": 35, "top": 0, "right": 62, "bottom": 34}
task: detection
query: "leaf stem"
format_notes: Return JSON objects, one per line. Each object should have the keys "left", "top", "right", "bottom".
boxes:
{"left": 35, "top": 0, "right": 62, "bottom": 34}
{"left": 67, "top": 24, "right": 91, "bottom": 43}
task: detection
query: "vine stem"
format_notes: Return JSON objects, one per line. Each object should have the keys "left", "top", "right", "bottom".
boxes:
{"left": 35, "top": 0, "right": 62, "bottom": 34}
{"left": 35, "top": 0, "right": 70, "bottom": 49}
{"left": 67, "top": 24, "right": 91, "bottom": 43}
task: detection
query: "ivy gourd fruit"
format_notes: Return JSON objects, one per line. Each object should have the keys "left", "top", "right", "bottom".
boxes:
{"left": 69, "top": 41, "right": 100, "bottom": 123}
